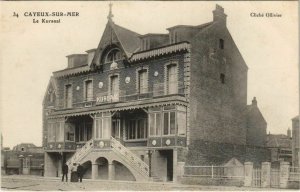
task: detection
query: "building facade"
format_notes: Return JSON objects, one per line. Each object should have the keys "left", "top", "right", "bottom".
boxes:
{"left": 292, "top": 115, "right": 299, "bottom": 167}
{"left": 1, "top": 143, "right": 44, "bottom": 176}
{"left": 266, "top": 131, "right": 292, "bottom": 164}
{"left": 43, "top": 5, "right": 268, "bottom": 182}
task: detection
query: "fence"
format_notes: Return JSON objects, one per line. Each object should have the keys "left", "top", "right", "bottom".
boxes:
{"left": 252, "top": 168, "right": 261, "bottom": 187}
{"left": 184, "top": 165, "right": 244, "bottom": 179}
{"left": 183, "top": 162, "right": 299, "bottom": 189}
{"left": 270, "top": 168, "right": 280, "bottom": 188}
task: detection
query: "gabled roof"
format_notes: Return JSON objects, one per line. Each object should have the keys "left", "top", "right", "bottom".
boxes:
{"left": 91, "top": 21, "right": 141, "bottom": 67}
{"left": 244, "top": 104, "right": 267, "bottom": 125}
{"left": 43, "top": 76, "right": 58, "bottom": 105}
{"left": 112, "top": 23, "right": 141, "bottom": 57}
{"left": 266, "top": 134, "right": 292, "bottom": 148}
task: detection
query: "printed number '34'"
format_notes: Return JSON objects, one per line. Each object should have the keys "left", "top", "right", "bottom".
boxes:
{"left": 13, "top": 12, "right": 19, "bottom": 18}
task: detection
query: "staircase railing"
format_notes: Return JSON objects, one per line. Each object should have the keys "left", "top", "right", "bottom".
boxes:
{"left": 110, "top": 136, "right": 149, "bottom": 178}
{"left": 66, "top": 139, "right": 94, "bottom": 168}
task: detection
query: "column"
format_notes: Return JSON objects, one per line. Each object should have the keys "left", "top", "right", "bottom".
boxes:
{"left": 91, "top": 163, "right": 98, "bottom": 180}
{"left": 261, "top": 162, "right": 271, "bottom": 188}
{"left": 173, "top": 148, "right": 178, "bottom": 183}
{"left": 279, "top": 161, "right": 290, "bottom": 189}
{"left": 108, "top": 162, "right": 115, "bottom": 180}
{"left": 177, "top": 162, "right": 185, "bottom": 182}
{"left": 57, "top": 158, "right": 62, "bottom": 177}
{"left": 244, "top": 162, "right": 253, "bottom": 187}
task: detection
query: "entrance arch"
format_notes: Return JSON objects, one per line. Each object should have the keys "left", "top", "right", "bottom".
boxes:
{"left": 95, "top": 157, "right": 109, "bottom": 180}
{"left": 81, "top": 161, "right": 92, "bottom": 179}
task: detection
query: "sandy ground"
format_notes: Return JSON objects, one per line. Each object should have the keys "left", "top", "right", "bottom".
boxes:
{"left": 1, "top": 175, "right": 284, "bottom": 191}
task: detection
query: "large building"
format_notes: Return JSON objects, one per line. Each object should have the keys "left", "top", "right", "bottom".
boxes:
{"left": 1, "top": 143, "right": 44, "bottom": 176}
{"left": 43, "top": 4, "right": 268, "bottom": 182}
{"left": 266, "top": 131, "right": 292, "bottom": 164}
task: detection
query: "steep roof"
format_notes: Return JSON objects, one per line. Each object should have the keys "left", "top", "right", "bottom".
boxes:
{"left": 112, "top": 23, "right": 141, "bottom": 56}
{"left": 244, "top": 104, "right": 267, "bottom": 125}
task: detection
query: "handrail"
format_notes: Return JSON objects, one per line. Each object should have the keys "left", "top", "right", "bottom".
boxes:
{"left": 66, "top": 139, "right": 94, "bottom": 168}
{"left": 110, "top": 136, "right": 149, "bottom": 177}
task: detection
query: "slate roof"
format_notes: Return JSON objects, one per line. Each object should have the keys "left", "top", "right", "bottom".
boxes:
{"left": 112, "top": 23, "right": 141, "bottom": 57}
{"left": 266, "top": 134, "right": 292, "bottom": 148}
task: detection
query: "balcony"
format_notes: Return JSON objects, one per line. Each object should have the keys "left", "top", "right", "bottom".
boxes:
{"left": 55, "top": 81, "right": 185, "bottom": 110}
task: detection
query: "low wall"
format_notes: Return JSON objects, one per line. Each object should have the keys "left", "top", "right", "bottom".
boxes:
{"left": 181, "top": 176, "right": 244, "bottom": 186}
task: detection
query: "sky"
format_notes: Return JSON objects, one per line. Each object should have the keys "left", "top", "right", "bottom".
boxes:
{"left": 0, "top": 1, "right": 298, "bottom": 148}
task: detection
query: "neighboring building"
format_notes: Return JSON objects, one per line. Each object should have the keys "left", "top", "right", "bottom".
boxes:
{"left": 266, "top": 131, "right": 292, "bottom": 164}
{"left": 292, "top": 115, "right": 299, "bottom": 167}
{"left": 1, "top": 143, "right": 44, "bottom": 176}
{"left": 43, "top": 4, "right": 268, "bottom": 182}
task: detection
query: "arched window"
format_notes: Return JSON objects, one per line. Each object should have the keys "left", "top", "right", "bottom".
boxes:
{"left": 105, "top": 48, "right": 122, "bottom": 63}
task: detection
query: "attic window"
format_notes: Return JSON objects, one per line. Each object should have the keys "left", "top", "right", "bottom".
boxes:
{"left": 220, "top": 73, "right": 225, "bottom": 84}
{"left": 105, "top": 48, "right": 122, "bottom": 63}
{"left": 219, "top": 39, "right": 224, "bottom": 49}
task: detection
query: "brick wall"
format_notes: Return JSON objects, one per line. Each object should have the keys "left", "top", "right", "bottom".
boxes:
{"left": 189, "top": 23, "right": 248, "bottom": 145}
{"left": 186, "top": 139, "right": 270, "bottom": 166}
{"left": 54, "top": 53, "right": 185, "bottom": 109}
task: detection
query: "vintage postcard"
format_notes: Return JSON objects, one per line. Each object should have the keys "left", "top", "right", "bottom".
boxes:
{"left": 0, "top": 1, "right": 299, "bottom": 190}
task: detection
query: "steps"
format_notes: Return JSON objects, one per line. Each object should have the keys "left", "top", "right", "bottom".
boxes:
{"left": 110, "top": 136, "right": 150, "bottom": 179}
{"left": 66, "top": 137, "right": 163, "bottom": 182}
{"left": 66, "top": 139, "right": 94, "bottom": 169}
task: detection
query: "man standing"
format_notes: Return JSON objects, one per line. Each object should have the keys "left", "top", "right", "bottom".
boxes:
{"left": 77, "top": 163, "right": 84, "bottom": 182}
{"left": 62, "top": 163, "right": 68, "bottom": 182}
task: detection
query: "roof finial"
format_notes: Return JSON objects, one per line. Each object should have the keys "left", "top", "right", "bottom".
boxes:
{"left": 107, "top": 2, "right": 114, "bottom": 22}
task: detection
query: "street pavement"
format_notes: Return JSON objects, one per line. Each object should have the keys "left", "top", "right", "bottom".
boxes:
{"left": 1, "top": 175, "right": 283, "bottom": 191}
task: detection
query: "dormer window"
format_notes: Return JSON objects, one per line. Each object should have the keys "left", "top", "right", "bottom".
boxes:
{"left": 105, "top": 48, "right": 122, "bottom": 63}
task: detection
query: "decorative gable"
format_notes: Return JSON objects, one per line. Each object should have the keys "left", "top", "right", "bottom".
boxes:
{"left": 91, "top": 21, "right": 140, "bottom": 70}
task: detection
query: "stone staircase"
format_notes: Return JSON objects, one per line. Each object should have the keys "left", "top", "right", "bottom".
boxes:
{"left": 66, "top": 137, "right": 162, "bottom": 182}
{"left": 66, "top": 139, "right": 94, "bottom": 170}
{"left": 110, "top": 136, "right": 149, "bottom": 179}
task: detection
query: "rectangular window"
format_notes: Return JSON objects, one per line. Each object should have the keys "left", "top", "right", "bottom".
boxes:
{"left": 65, "top": 84, "right": 72, "bottom": 108}
{"left": 164, "top": 113, "right": 169, "bottom": 135}
{"left": 219, "top": 39, "right": 224, "bottom": 49}
{"left": 149, "top": 113, "right": 161, "bottom": 136}
{"left": 55, "top": 122, "right": 64, "bottom": 142}
{"left": 48, "top": 123, "right": 55, "bottom": 142}
{"left": 220, "top": 73, "right": 225, "bottom": 84}
{"left": 126, "top": 119, "right": 147, "bottom": 140}
{"left": 95, "top": 115, "right": 111, "bottom": 139}
{"left": 76, "top": 122, "right": 93, "bottom": 142}
{"left": 65, "top": 123, "right": 75, "bottom": 141}
{"left": 110, "top": 75, "right": 119, "bottom": 102}
{"left": 138, "top": 70, "right": 148, "bottom": 94}
{"left": 149, "top": 113, "right": 155, "bottom": 136}
{"left": 85, "top": 80, "right": 93, "bottom": 101}
{"left": 167, "top": 65, "right": 178, "bottom": 94}
{"left": 163, "top": 111, "right": 176, "bottom": 135}
{"left": 177, "top": 112, "right": 186, "bottom": 136}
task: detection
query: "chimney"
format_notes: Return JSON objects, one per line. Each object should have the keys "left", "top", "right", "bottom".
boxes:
{"left": 66, "top": 54, "right": 88, "bottom": 68}
{"left": 213, "top": 4, "right": 227, "bottom": 26}
{"left": 252, "top": 97, "right": 257, "bottom": 106}
{"left": 287, "top": 127, "right": 291, "bottom": 138}
{"left": 86, "top": 49, "right": 96, "bottom": 66}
